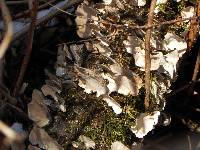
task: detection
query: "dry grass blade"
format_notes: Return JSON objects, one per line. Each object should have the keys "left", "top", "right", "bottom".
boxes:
{"left": 144, "top": 0, "right": 157, "bottom": 110}
{"left": 0, "top": 0, "right": 13, "bottom": 59}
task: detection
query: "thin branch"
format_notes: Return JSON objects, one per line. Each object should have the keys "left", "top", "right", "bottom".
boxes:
{"left": 187, "top": 1, "right": 200, "bottom": 50}
{"left": 57, "top": 17, "right": 199, "bottom": 46}
{"left": 12, "top": 0, "right": 38, "bottom": 96}
{"left": 187, "top": 1, "right": 200, "bottom": 96}
{"left": 0, "top": 84, "right": 17, "bottom": 105}
{"left": 192, "top": 48, "right": 200, "bottom": 81}
{"left": 6, "top": 1, "right": 28, "bottom": 5}
{"left": 0, "top": 121, "right": 20, "bottom": 142}
{"left": 13, "top": 0, "right": 57, "bottom": 19}
{"left": 12, "top": 0, "right": 84, "bottom": 41}
{"left": 46, "top": 3, "right": 199, "bottom": 30}
{"left": 187, "top": 135, "right": 192, "bottom": 150}
{"left": 0, "top": 0, "right": 13, "bottom": 59}
{"left": 45, "top": 0, "right": 76, "bottom": 16}
{"left": 144, "top": 0, "right": 157, "bottom": 111}
{"left": 165, "top": 80, "right": 200, "bottom": 98}
{"left": 191, "top": 1, "right": 200, "bottom": 82}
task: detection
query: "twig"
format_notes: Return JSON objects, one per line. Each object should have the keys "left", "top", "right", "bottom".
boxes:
{"left": 56, "top": 17, "right": 199, "bottom": 47}
{"left": 0, "top": 0, "right": 13, "bottom": 59}
{"left": 187, "top": 135, "right": 192, "bottom": 150}
{"left": 12, "top": 1, "right": 197, "bottom": 42}
{"left": 187, "top": 1, "right": 200, "bottom": 51}
{"left": 191, "top": 1, "right": 200, "bottom": 81}
{"left": 13, "top": 0, "right": 57, "bottom": 19}
{"left": 187, "top": 1, "right": 200, "bottom": 96}
{"left": 45, "top": 0, "right": 76, "bottom": 16}
{"left": 95, "top": 17, "right": 199, "bottom": 31}
{"left": 0, "top": 84, "right": 17, "bottom": 105}
{"left": 45, "top": 2, "right": 199, "bottom": 30}
{"left": 12, "top": 0, "right": 84, "bottom": 41}
{"left": 0, "top": 59, "right": 3, "bottom": 83}
{"left": 6, "top": 1, "right": 28, "bottom": 5}
{"left": 144, "top": 0, "right": 157, "bottom": 111}
{"left": 188, "top": 46, "right": 200, "bottom": 96}
{"left": 0, "top": 121, "right": 21, "bottom": 143}
{"left": 192, "top": 48, "right": 200, "bottom": 81}
{"left": 165, "top": 80, "right": 200, "bottom": 98}
{"left": 12, "top": 0, "right": 38, "bottom": 96}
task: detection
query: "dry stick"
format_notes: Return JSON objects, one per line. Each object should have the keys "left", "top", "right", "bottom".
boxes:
{"left": 6, "top": 1, "right": 28, "bottom": 5}
{"left": 0, "top": 0, "right": 13, "bottom": 84}
{"left": 12, "top": 0, "right": 84, "bottom": 41}
{"left": 13, "top": 0, "right": 57, "bottom": 19}
{"left": 49, "top": 4, "right": 199, "bottom": 30}
{"left": 0, "top": 0, "right": 13, "bottom": 59}
{"left": 144, "top": 0, "right": 157, "bottom": 111}
{"left": 165, "top": 80, "right": 200, "bottom": 98}
{"left": 0, "top": 121, "right": 20, "bottom": 142}
{"left": 45, "top": 0, "right": 76, "bottom": 17}
{"left": 192, "top": 49, "right": 200, "bottom": 81}
{"left": 190, "top": 47, "right": 200, "bottom": 96}
{"left": 188, "top": 1, "right": 200, "bottom": 96}
{"left": 12, "top": 0, "right": 38, "bottom": 97}
{"left": 191, "top": 1, "right": 200, "bottom": 82}
{"left": 187, "top": 1, "right": 200, "bottom": 51}
{"left": 0, "top": 85, "right": 17, "bottom": 105}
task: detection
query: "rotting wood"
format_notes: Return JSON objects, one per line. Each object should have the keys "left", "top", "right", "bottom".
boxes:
{"left": 144, "top": 0, "right": 157, "bottom": 111}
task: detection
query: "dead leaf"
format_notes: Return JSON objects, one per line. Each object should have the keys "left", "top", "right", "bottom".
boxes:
{"left": 29, "top": 126, "right": 63, "bottom": 150}
{"left": 111, "top": 141, "right": 130, "bottom": 150}
{"left": 28, "top": 90, "right": 51, "bottom": 127}
{"left": 130, "top": 111, "right": 160, "bottom": 138}
{"left": 41, "top": 84, "right": 60, "bottom": 102}
{"left": 76, "top": 66, "right": 108, "bottom": 97}
{"left": 79, "top": 135, "right": 95, "bottom": 149}
{"left": 102, "top": 96, "right": 122, "bottom": 114}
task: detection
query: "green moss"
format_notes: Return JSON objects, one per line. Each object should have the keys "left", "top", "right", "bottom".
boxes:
{"left": 80, "top": 94, "right": 143, "bottom": 149}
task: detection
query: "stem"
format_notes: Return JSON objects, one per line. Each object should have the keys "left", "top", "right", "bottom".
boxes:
{"left": 12, "top": 0, "right": 38, "bottom": 96}
{"left": 144, "top": 0, "right": 157, "bottom": 110}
